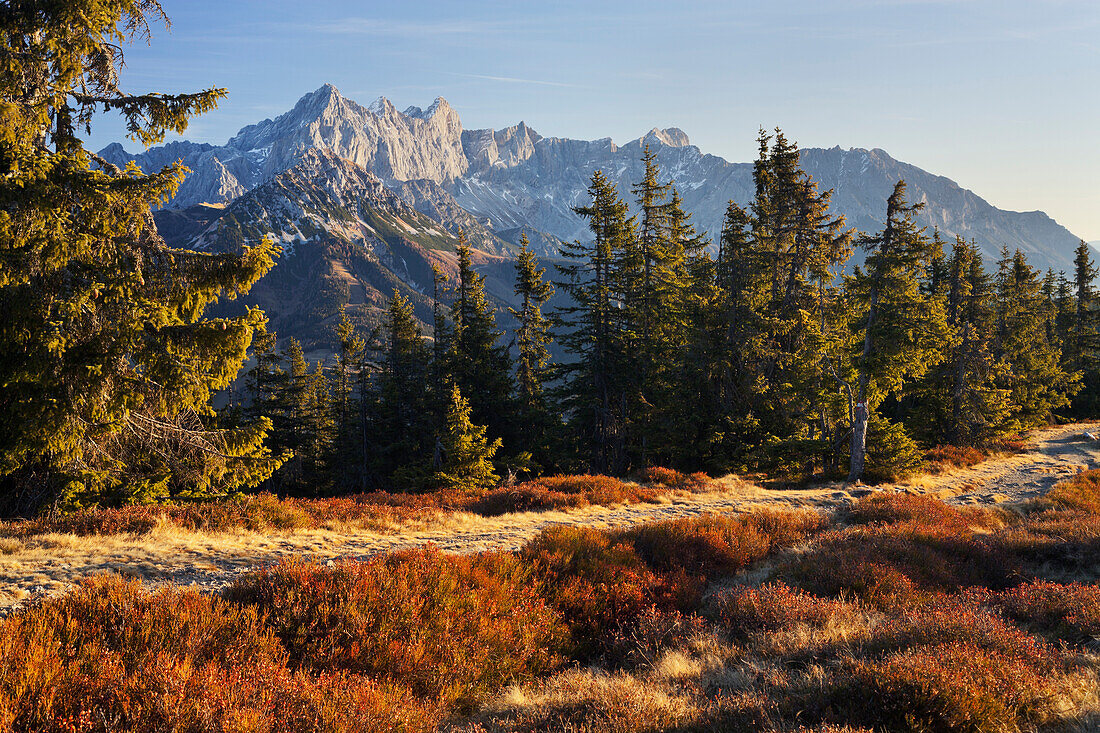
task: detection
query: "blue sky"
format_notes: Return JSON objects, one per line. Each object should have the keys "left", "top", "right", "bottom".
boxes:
{"left": 90, "top": 0, "right": 1100, "bottom": 241}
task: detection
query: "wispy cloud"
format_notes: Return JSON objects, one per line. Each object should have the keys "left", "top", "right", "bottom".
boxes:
{"left": 447, "top": 72, "right": 579, "bottom": 89}
{"left": 305, "top": 18, "right": 510, "bottom": 38}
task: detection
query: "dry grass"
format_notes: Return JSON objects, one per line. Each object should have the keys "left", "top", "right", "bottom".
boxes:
{"left": 2, "top": 472, "right": 718, "bottom": 540}
{"left": 5, "top": 459, "right": 1100, "bottom": 731}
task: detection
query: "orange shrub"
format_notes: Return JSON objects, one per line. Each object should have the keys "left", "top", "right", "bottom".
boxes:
{"left": 0, "top": 575, "right": 436, "bottom": 732}
{"left": 521, "top": 526, "right": 699, "bottom": 657}
{"left": 1, "top": 493, "right": 431, "bottom": 538}
{"left": 1038, "top": 469, "right": 1100, "bottom": 515}
{"left": 993, "top": 580, "right": 1100, "bottom": 645}
{"left": 467, "top": 475, "right": 662, "bottom": 516}
{"left": 603, "top": 606, "right": 708, "bottom": 669}
{"left": 623, "top": 509, "right": 827, "bottom": 580}
{"left": 713, "top": 582, "right": 861, "bottom": 637}
{"left": 787, "top": 522, "right": 1014, "bottom": 608}
{"left": 226, "top": 550, "right": 566, "bottom": 706}
{"left": 848, "top": 492, "right": 1001, "bottom": 531}
{"left": 924, "top": 444, "right": 987, "bottom": 473}
{"left": 850, "top": 641, "right": 1064, "bottom": 733}
{"left": 634, "top": 466, "right": 711, "bottom": 491}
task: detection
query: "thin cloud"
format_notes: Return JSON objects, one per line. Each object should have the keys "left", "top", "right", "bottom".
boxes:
{"left": 306, "top": 18, "right": 511, "bottom": 38}
{"left": 448, "top": 72, "right": 580, "bottom": 89}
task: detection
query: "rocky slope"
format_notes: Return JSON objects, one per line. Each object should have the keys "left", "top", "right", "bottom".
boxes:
{"left": 156, "top": 148, "right": 515, "bottom": 348}
{"left": 113, "top": 84, "right": 1086, "bottom": 273}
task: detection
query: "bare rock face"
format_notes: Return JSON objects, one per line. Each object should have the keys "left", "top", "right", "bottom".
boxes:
{"left": 117, "top": 84, "right": 1086, "bottom": 274}
{"left": 108, "top": 85, "right": 468, "bottom": 209}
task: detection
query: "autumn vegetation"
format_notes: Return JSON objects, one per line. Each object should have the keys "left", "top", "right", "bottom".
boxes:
{"left": 1, "top": 469, "right": 1098, "bottom": 731}
{"left": 4, "top": 3, "right": 1100, "bottom": 732}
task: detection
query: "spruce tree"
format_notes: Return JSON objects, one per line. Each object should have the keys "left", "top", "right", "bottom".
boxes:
{"left": 0, "top": 1, "right": 281, "bottom": 511}
{"left": 448, "top": 234, "right": 516, "bottom": 450}
{"left": 509, "top": 232, "right": 556, "bottom": 462}
{"left": 280, "top": 338, "right": 334, "bottom": 491}
{"left": 555, "top": 170, "right": 636, "bottom": 473}
{"left": 1067, "top": 241, "right": 1100, "bottom": 414}
{"left": 433, "top": 384, "right": 502, "bottom": 493}
{"left": 994, "top": 249, "right": 1078, "bottom": 427}
{"left": 843, "top": 181, "right": 947, "bottom": 483}
{"left": 370, "top": 292, "right": 433, "bottom": 489}
{"left": 912, "top": 238, "right": 1014, "bottom": 446}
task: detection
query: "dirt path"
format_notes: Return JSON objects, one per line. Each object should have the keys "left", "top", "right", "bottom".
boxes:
{"left": 2, "top": 422, "right": 1097, "bottom": 613}
{"left": 900, "top": 422, "right": 1100, "bottom": 505}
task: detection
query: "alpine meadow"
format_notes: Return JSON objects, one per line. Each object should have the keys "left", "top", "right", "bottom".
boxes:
{"left": 2, "top": 1, "right": 1100, "bottom": 732}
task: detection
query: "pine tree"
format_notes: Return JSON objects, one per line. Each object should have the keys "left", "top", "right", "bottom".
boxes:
{"left": 448, "top": 234, "right": 516, "bottom": 450}
{"left": 432, "top": 384, "right": 502, "bottom": 493}
{"left": 0, "top": 1, "right": 281, "bottom": 511}
{"left": 843, "top": 181, "right": 947, "bottom": 483}
{"left": 555, "top": 171, "right": 637, "bottom": 473}
{"left": 509, "top": 232, "right": 556, "bottom": 462}
{"left": 994, "top": 249, "right": 1078, "bottom": 427}
{"left": 370, "top": 292, "right": 434, "bottom": 489}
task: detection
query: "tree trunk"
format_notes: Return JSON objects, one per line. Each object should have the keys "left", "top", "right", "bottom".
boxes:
{"left": 847, "top": 399, "right": 868, "bottom": 483}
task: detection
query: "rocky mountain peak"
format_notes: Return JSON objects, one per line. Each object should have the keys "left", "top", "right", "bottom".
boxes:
{"left": 367, "top": 95, "right": 397, "bottom": 117}
{"left": 639, "top": 127, "right": 691, "bottom": 148}
{"left": 404, "top": 97, "right": 452, "bottom": 120}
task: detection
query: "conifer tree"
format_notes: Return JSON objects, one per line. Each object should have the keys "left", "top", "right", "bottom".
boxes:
{"left": 0, "top": 1, "right": 281, "bottom": 511}
{"left": 912, "top": 238, "right": 1013, "bottom": 446}
{"left": 281, "top": 338, "right": 334, "bottom": 490}
{"left": 843, "top": 181, "right": 947, "bottom": 483}
{"left": 1066, "top": 241, "right": 1100, "bottom": 414}
{"left": 509, "top": 232, "right": 556, "bottom": 462}
{"left": 555, "top": 170, "right": 636, "bottom": 473}
{"left": 994, "top": 249, "right": 1078, "bottom": 427}
{"left": 448, "top": 235, "right": 515, "bottom": 450}
{"left": 370, "top": 292, "right": 433, "bottom": 489}
{"left": 433, "top": 384, "right": 502, "bottom": 493}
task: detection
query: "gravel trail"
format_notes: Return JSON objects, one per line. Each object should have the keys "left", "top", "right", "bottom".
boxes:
{"left": 2, "top": 422, "right": 1097, "bottom": 612}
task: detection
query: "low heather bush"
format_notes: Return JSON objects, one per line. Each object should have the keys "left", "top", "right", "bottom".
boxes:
{"left": 924, "top": 444, "right": 987, "bottom": 473}
{"left": 633, "top": 466, "right": 711, "bottom": 491}
{"left": 1037, "top": 468, "right": 1100, "bottom": 515}
{"left": 713, "top": 582, "right": 862, "bottom": 638}
{"left": 602, "top": 606, "right": 708, "bottom": 669}
{"left": 848, "top": 640, "right": 1065, "bottom": 733}
{"left": 847, "top": 492, "right": 1002, "bottom": 531}
{"left": 521, "top": 526, "right": 699, "bottom": 657}
{"left": 623, "top": 509, "right": 827, "bottom": 580}
{"left": 992, "top": 579, "right": 1100, "bottom": 645}
{"left": 787, "top": 521, "right": 1014, "bottom": 608}
{"left": 225, "top": 550, "right": 566, "bottom": 707}
{"left": 3, "top": 473, "right": 707, "bottom": 537}
{"left": 467, "top": 475, "right": 664, "bottom": 516}
{"left": 0, "top": 575, "right": 436, "bottom": 732}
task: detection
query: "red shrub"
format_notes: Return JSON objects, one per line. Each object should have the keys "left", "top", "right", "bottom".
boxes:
{"left": 635, "top": 467, "right": 711, "bottom": 491}
{"left": 788, "top": 519, "right": 1014, "bottom": 607}
{"left": 0, "top": 576, "right": 437, "bottom": 732}
{"left": 624, "top": 509, "right": 827, "bottom": 580}
{"left": 850, "top": 641, "right": 1064, "bottom": 733}
{"left": 1038, "top": 469, "right": 1100, "bottom": 515}
{"left": 848, "top": 492, "right": 1000, "bottom": 531}
{"left": 713, "top": 582, "right": 861, "bottom": 637}
{"left": 603, "top": 606, "right": 708, "bottom": 669}
{"left": 521, "top": 526, "right": 699, "bottom": 657}
{"left": 993, "top": 580, "right": 1100, "bottom": 645}
{"left": 924, "top": 444, "right": 987, "bottom": 473}
{"left": 226, "top": 550, "right": 566, "bottom": 705}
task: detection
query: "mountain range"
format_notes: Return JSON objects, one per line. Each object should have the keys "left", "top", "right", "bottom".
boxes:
{"left": 99, "top": 84, "right": 1087, "bottom": 347}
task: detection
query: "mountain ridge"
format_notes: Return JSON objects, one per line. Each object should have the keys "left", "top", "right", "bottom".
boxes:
{"left": 106, "top": 83, "right": 1085, "bottom": 273}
